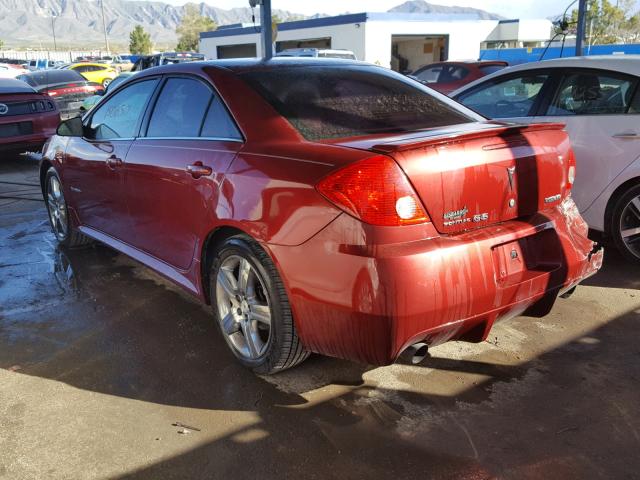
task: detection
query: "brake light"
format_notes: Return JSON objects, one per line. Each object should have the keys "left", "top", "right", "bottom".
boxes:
{"left": 565, "top": 149, "right": 577, "bottom": 191}
{"left": 317, "top": 156, "right": 429, "bottom": 226}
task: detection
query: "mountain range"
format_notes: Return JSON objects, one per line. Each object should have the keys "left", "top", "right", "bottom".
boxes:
{"left": 0, "top": 0, "right": 502, "bottom": 49}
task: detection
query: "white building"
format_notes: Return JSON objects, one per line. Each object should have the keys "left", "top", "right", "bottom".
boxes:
{"left": 199, "top": 13, "right": 553, "bottom": 72}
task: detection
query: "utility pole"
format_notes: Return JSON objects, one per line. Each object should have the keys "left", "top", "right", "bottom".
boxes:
{"left": 249, "top": 0, "right": 272, "bottom": 59}
{"left": 100, "top": 0, "right": 110, "bottom": 54}
{"left": 51, "top": 15, "right": 58, "bottom": 52}
{"left": 575, "top": 0, "right": 587, "bottom": 56}
{"left": 260, "top": 0, "right": 272, "bottom": 59}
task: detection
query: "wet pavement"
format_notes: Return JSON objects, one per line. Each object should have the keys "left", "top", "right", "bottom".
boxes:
{"left": 1, "top": 155, "right": 639, "bottom": 480}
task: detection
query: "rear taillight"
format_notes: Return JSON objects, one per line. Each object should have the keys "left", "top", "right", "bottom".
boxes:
{"left": 565, "top": 149, "right": 577, "bottom": 191}
{"left": 317, "top": 156, "right": 429, "bottom": 226}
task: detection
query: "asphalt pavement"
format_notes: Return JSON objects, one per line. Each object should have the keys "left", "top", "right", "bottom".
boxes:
{"left": 1, "top": 155, "right": 639, "bottom": 480}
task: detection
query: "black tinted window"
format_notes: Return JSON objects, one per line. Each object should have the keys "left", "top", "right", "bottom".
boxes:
{"left": 18, "top": 70, "right": 85, "bottom": 87}
{"left": 147, "top": 78, "right": 212, "bottom": 137}
{"left": 240, "top": 66, "right": 475, "bottom": 140}
{"left": 201, "top": 96, "right": 242, "bottom": 139}
{"left": 457, "top": 74, "right": 549, "bottom": 118}
{"left": 89, "top": 79, "right": 158, "bottom": 140}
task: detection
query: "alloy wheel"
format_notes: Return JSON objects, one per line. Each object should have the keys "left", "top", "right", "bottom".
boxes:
{"left": 619, "top": 195, "right": 640, "bottom": 260}
{"left": 216, "top": 255, "right": 272, "bottom": 360}
{"left": 47, "top": 175, "right": 68, "bottom": 241}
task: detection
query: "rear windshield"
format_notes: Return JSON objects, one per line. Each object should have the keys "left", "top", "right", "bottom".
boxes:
{"left": 239, "top": 65, "right": 477, "bottom": 140}
{"left": 17, "top": 70, "right": 85, "bottom": 87}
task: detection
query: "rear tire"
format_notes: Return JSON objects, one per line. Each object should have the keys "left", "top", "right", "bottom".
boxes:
{"left": 210, "top": 235, "right": 309, "bottom": 374}
{"left": 611, "top": 184, "right": 640, "bottom": 264}
{"left": 44, "top": 168, "right": 92, "bottom": 248}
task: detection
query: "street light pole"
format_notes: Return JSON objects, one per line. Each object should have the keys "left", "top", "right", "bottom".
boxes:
{"left": 100, "top": 0, "right": 110, "bottom": 54}
{"left": 575, "top": 0, "right": 587, "bottom": 56}
{"left": 260, "top": 0, "right": 272, "bottom": 59}
{"left": 51, "top": 16, "right": 58, "bottom": 52}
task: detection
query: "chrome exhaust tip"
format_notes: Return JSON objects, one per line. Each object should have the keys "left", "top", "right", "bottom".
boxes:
{"left": 399, "top": 342, "right": 429, "bottom": 365}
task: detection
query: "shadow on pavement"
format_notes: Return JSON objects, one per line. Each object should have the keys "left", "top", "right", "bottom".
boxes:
{"left": 1, "top": 159, "right": 639, "bottom": 479}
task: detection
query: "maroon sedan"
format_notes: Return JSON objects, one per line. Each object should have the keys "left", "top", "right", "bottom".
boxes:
{"left": 40, "top": 59, "right": 602, "bottom": 373}
{"left": 411, "top": 60, "right": 509, "bottom": 95}
{"left": 0, "top": 78, "right": 59, "bottom": 156}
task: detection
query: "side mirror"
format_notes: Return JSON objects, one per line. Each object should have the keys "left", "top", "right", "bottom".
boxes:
{"left": 56, "top": 116, "right": 84, "bottom": 137}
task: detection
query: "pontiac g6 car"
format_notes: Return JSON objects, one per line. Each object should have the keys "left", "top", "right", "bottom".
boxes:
{"left": 40, "top": 59, "right": 602, "bottom": 373}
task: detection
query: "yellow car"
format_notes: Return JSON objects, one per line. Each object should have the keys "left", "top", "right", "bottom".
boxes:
{"left": 67, "top": 62, "right": 118, "bottom": 88}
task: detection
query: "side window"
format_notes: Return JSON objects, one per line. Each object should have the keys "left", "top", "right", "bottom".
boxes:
{"left": 146, "top": 78, "right": 212, "bottom": 138}
{"left": 72, "top": 65, "right": 87, "bottom": 73}
{"left": 201, "top": 95, "right": 242, "bottom": 139}
{"left": 548, "top": 71, "right": 638, "bottom": 116}
{"left": 440, "top": 65, "right": 469, "bottom": 82}
{"left": 457, "top": 73, "right": 549, "bottom": 118}
{"left": 415, "top": 66, "right": 442, "bottom": 83}
{"left": 89, "top": 79, "right": 158, "bottom": 140}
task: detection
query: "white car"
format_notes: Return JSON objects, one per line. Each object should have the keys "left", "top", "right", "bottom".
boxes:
{"left": 0, "top": 63, "right": 26, "bottom": 78}
{"left": 452, "top": 56, "right": 640, "bottom": 263}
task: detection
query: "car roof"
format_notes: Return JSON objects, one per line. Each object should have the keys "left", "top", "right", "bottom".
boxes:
{"left": 70, "top": 62, "right": 110, "bottom": 68}
{"left": 0, "top": 77, "right": 36, "bottom": 94}
{"left": 129, "top": 57, "right": 370, "bottom": 78}
{"left": 452, "top": 55, "right": 640, "bottom": 96}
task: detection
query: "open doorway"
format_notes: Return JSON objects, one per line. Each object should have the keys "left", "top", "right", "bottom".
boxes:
{"left": 391, "top": 35, "right": 448, "bottom": 74}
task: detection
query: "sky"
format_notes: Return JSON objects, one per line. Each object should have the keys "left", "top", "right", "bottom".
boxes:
{"left": 160, "top": 0, "right": 587, "bottom": 19}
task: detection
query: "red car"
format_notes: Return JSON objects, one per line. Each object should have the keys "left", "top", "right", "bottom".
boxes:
{"left": 411, "top": 60, "right": 509, "bottom": 95}
{"left": 0, "top": 78, "right": 59, "bottom": 156}
{"left": 40, "top": 59, "right": 602, "bottom": 373}
{"left": 17, "top": 70, "right": 104, "bottom": 120}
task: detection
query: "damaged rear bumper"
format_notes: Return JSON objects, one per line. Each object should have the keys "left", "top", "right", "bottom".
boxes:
{"left": 268, "top": 197, "right": 603, "bottom": 365}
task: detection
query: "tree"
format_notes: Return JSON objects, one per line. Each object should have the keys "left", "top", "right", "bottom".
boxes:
{"left": 569, "top": 0, "right": 640, "bottom": 44}
{"left": 129, "top": 25, "right": 152, "bottom": 54}
{"left": 176, "top": 3, "right": 216, "bottom": 52}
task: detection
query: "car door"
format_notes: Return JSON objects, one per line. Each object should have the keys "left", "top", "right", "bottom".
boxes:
{"left": 124, "top": 75, "right": 244, "bottom": 271}
{"left": 532, "top": 68, "right": 640, "bottom": 213}
{"left": 63, "top": 77, "right": 159, "bottom": 243}
{"left": 454, "top": 69, "right": 553, "bottom": 124}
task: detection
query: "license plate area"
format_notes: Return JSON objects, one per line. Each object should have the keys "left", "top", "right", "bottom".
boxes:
{"left": 492, "top": 229, "right": 562, "bottom": 286}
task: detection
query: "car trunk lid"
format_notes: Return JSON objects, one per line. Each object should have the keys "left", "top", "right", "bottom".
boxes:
{"left": 331, "top": 122, "right": 573, "bottom": 234}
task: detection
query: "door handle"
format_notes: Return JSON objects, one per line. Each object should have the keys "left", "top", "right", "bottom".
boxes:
{"left": 612, "top": 132, "right": 640, "bottom": 139}
{"left": 106, "top": 155, "right": 122, "bottom": 168}
{"left": 186, "top": 162, "right": 212, "bottom": 179}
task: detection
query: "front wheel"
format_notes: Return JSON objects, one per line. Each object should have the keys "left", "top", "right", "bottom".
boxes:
{"left": 102, "top": 78, "right": 111, "bottom": 88}
{"left": 611, "top": 184, "right": 640, "bottom": 264}
{"left": 210, "top": 235, "right": 309, "bottom": 374}
{"left": 44, "top": 168, "right": 92, "bottom": 248}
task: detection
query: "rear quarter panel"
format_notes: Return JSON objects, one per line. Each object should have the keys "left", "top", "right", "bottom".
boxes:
{"left": 219, "top": 141, "right": 371, "bottom": 246}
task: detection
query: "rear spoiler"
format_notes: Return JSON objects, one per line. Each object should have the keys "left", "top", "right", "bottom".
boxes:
{"left": 371, "top": 122, "right": 566, "bottom": 154}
